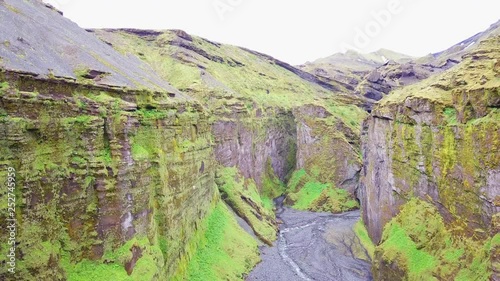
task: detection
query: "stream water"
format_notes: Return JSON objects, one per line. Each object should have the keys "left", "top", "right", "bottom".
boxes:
{"left": 246, "top": 197, "right": 373, "bottom": 281}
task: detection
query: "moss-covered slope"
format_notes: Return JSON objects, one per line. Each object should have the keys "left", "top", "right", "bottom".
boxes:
{"left": 360, "top": 35, "right": 500, "bottom": 280}
{"left": 94, "top": 29, "right": 368, "bottom": 220}
{"left": 0, "top": 2, "right": 259, "bottom": 280}
{"left": 0, "top": 70, "right": 220, "bottom": 280}
{"left": 373, "top": 199, "right": 498, "bottom": 281}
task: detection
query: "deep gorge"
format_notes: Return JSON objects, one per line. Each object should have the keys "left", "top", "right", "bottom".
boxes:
{"left": 0, "top": 1, "right": 498, "bottom": 280}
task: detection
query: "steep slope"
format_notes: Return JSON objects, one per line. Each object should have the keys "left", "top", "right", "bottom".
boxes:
{"left": 360, "top": 34, "right": 500, "bottom": 280}
{"left": 0, "top": 1, "right": 180, "bottom": 94}
{"left": 0, "top": 1, "right": 258, "bottom": 280}
{"left": 416, "top": 19, "right": 500, "bottom": 67}
{"left": 300, "top": 20, "right": 500, "bottom": 104}
{"left": 93, "top": 28, "right": 369, "bottom": 234}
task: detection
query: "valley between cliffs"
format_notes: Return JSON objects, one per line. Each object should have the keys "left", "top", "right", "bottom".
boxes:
{"left": 0, "top": 1, "right": 499, "bottom": 281}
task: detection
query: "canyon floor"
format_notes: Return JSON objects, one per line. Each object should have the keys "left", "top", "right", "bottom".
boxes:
{"left": 247, "top": 198, "right": 372, "bottom": 281}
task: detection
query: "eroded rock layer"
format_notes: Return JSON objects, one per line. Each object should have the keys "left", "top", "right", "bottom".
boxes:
{"left": 360, "top": 36, "right": 500, "bottom": 280}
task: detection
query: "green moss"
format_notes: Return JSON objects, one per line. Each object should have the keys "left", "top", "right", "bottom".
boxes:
{"left": 61, "top": 115, "right": 95, "bottom": 127}
{"left": 376, "top": 198, "right": 495, "bottom": 280}
{"left": 309, "top": 185, "right": 358, "bottom": 212}
{"left": 326, "top": 103, "right": 367, "bottom": 133}
{"left": 443, "top": 107, "right": 458, "bottom": 125}
{"left": 287, "top": 169, "right": 307, "bottom": 192}
{"left": 131, "top": 143, "right": 150, "bottom": 160}
{"left": 216, "top": 167, "right": 277, "bottom": 244}
{"left": 261, "top": 196, "right": 274, "bottom": 212}
{"left": 23, "top": 240, "right": 61, "bottom": 270}
{"left": 130, "top": 126, "right": 162, "bottom": 160}
{"left": 137, "top": 108, "right": 169, "bottom": 120}
{"left": 261, "top": 159, "right": 286, "bottom": 199}
{"left": 287, "top": 169, "right": 358, "bottom": 212}
{"left": 381, "top": 221, "right": 437, "bottom": 279}
{"left": 0, "top": 81, "right": 9, "bottom": 95}
{"left": 180, "top": 202, "right": 260, "bottom": 281}
{"left": 101, "top": 147, "right": 112, "bottom": 166}
{"left": 470, "top": 108, "right": 500, "bottom": 125}
{"left": 61, "top": 236, "right": 163, "bottom": 281}
{"left": 354, "top": 220, "right": 375, "bottom": 260}
{"left": 292, "top": 181, "right": 329, "bottom": 210}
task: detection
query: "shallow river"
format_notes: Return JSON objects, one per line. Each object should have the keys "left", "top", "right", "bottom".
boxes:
{"left": 246, "top": 197, "right": 373, "bottom": 281}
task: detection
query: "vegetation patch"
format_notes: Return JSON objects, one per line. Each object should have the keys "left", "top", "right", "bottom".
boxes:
{"left": 61, "top": 237, "right": 163, "bottom": 281}
{"left": 354, "top": 220, "right": 375, "bottom": 260}
{"left": 443, "top": 107, "right": 458, "bottom": 125}
{"left": 0, "top": 81, "right": 9, "bottom": 95}
{"left": 216, "top": 167, "right": 277, "bottom": 244}
{"left": 261, "top": 159, "right": 287, "bottom": 200}
{"left": 375, "top": 198, "right": 496, "bottom": 280}
{"left": 286, "top": 169, "right": 358, "bottom": 213}
{"left": 180, "top": 202, "right": 260, "bottom": 281}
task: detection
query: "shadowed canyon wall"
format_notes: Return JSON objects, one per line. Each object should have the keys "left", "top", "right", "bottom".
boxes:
{"left": 360, "top": 36, "right": 500, "bottom": 280}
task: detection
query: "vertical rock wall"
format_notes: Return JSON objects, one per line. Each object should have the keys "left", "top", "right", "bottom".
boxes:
{"left": 0, "top": 73, "right": 216, "bottom": 280}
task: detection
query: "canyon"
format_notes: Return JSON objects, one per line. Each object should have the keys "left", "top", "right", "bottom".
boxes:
{"left": 0, "top": 1, "right": 498, "bottom": 280}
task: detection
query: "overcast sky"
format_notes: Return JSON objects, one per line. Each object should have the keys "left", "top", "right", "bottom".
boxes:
{"left": 43, "top": 0, "right": 499, "bottom": 65}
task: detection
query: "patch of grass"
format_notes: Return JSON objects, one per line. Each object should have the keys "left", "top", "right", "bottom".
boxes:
{"left": 0, "top": 81, "right": 9, "bottom": 95}
{"left": 381, "top": 221, "right": 437, "bottom": 278}
{"left": 291, "top": 181, "right": 328, "bottom": 210}
{"left": 216, "top": 167, "right": 277, "bottom": 244}
{"left": 443, "top": 107, "right": 458, "bottom": 125}
{"left": 377, "top": 198, "right": 496, "bottom": 280}
{"left": 61, "top": 115, "right": 94, "bottom": 127}
{"left": 287, "top": 169, "right": 358, "bottom": 212}
{"left": 184, "top": 202, "right": 260, "bottom": 281}
{"left": 287, "top": 169, "right": 306, "bottom": 192}
{"left": 131, "top": 143, "right": 150, "bottom": 160}
{"left": 61, "top": 236, "right": 163, "bottom": 281}
{"left": 261, "top": 196, "right": 274, "bottom": 212}
{"left": 354, "top": 220, "right": 375, "bottom": 260}
{"left": 138, "top": 108, "right": 169, "bottom": 120}
{"left": 326, "top": 104, "right": 367, "bottom": 132}
{"left": 309, "top": 185, "right": 359, "bottom": 212}
{"left": 130, "top": 127, "right": 161, "bottom": 161}
{"left": 261, "top": 159, "right": 286, "bottom": 199}
{"left": 470, "top": 108, "right": 500, "bottom": 125}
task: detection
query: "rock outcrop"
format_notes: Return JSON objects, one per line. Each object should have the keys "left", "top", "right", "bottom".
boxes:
{"left": 0, "top": 1, "right": 222, "bottom": 280}
{"left": 360, "top": 34, "right": 500, "bottom": 280}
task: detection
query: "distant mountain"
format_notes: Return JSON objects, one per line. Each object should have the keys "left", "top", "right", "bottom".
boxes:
{"left": 307, "top": 48, "right": 413, "bottom": 72}
{"left": 297, "top": 49, "right": 413, "bottom": 96}
{"left": 299, "top": 19, "right": 500, "bottom": 105}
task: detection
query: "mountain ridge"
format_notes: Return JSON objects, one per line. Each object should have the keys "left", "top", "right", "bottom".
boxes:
{"left": 299, "top": 19, "right": 500, "bottom": 104}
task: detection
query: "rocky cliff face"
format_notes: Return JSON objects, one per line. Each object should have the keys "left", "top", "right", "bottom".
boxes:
{"left": 0, "top": 1, "right": 371, "bottom": 280}
{"left": 212, "top": 108, "right": 296, "bottom": 190}
{"left": 360, "top": 35, "right": 500, "bottom": 280}
{"left": 94, "top": 28, "right": 367, "bottom": 230}
{"left": 0, "top": 1, "right": 220, "bottom": 280}
{"left": 294, "top": 104, "right": 362, "bottom": 195}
